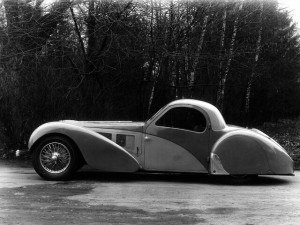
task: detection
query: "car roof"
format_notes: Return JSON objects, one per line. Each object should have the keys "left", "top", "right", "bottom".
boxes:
{"left": 167, "top": 99, "right": 227, "bottom": 131}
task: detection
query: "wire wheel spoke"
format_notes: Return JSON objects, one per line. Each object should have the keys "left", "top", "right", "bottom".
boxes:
{"left": 40, "top": 142, "right": 71, "bottom": 174}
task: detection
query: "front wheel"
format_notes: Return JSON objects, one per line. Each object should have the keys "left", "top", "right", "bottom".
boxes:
{"left": 32, "top": 136, "right": 79, "bottom": 180}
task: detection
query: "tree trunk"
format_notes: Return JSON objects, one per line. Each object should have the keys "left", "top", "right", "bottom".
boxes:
{"left": 3, "top": 0, "right": 19, "bottom": 39}
{"left": 86, "top": 0, "right": 96, "bottom": 73}
{"left": 147, "top": 74, "right": 157, "bottom": 116}
{"left": 148, "top": 1, "right": 174, "bottom": 115}
{"left": 70, "top": 7, "right": 87, "bottom": 65}
{"left": 216, "top": 1, "right": 243, "bottom": 112}
{"left": 217, "top": 2, "right": 227, "bottom": 101}
{"left": 189, "top": 4, "right": 211, "bottom": 97}
{"left": 146, "top": 0, "right": 158, "bottom": 116}
{"left": 245, "top": 2, "right": 263, "bottom": 120}
{"left": 183, "top": 1, "right": 191, "bottom": 98}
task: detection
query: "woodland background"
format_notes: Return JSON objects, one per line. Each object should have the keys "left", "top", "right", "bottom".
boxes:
{"left": 0, "top": 0, "right": 299, "bottom": 151}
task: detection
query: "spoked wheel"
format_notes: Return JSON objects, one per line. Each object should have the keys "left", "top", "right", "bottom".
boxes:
{"left": 40, "top": 142, "right": 71, "bottom": 174}
{"left": 32, "top": 136, "right": 79, "bottom": 180}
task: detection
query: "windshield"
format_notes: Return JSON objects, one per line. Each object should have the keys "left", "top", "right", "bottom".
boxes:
{"left": 146, "top": 104, "right": 168, "bottom": 122}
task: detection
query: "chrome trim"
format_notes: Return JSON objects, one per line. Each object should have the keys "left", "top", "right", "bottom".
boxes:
{"left": 210, "top": 153, "right": 229, "bottom": 175}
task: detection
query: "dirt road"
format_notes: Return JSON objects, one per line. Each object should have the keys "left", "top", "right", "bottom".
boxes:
{"left": 0, "top": 160, "right": 299, "bottom": 224}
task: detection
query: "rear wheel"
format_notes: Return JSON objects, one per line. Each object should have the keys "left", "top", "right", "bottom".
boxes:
{"left": 230, "top": 174, "right": 258, "bottom": 184}
{"left": 32, "top": 136, "right": 79, "bottom": 180}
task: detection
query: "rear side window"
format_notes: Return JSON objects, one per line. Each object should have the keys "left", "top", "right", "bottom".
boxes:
{"left": 156, "top": 107, "right": 206, "bottom": 132}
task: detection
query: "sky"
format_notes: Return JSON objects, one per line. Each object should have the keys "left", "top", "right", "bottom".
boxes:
{"left": 278, "top": 0, "right": 300, "bottom": 32}
{"left": 42, "top": 0, "right": 300, "bottom": 32}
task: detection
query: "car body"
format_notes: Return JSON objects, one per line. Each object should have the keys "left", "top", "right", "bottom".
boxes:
{"left": 29, "top": 99, "right": 294, "bottom": 180}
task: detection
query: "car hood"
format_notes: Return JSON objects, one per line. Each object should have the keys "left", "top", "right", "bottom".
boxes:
{"left": 61, "top": 120, "right": 145, "bottom": 132}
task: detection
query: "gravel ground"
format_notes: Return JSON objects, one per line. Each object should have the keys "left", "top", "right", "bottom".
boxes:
{"left": 0, "top": 161, "right": 300, "bottom": 225}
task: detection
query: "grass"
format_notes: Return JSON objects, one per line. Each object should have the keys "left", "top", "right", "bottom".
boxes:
{"left": 258, "top": 117, "right": 300, "bottom": 168}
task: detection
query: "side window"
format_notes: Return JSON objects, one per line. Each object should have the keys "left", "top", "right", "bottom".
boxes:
{"left": 116, "top": 134, "right": 135, "bottom": 153}
{"left": 156, "top": 107, "right": 206, "bottom": 132}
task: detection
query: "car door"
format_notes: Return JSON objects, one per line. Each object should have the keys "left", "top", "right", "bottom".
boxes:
{"left": 144, "top": 105, "right": 210, "bottom": 173}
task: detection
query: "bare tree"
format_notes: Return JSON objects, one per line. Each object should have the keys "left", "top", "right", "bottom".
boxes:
{"left": 216, "top": 0, "right": 244, "bottom": 112}
{"left": 245, "top": 1, "right": 263, "bottom": 117}
{"left": 189, "top": 2, "right": 212, "bottom": 97}
{"left": 217, "top": 0, "right": 227, "bottom": 98}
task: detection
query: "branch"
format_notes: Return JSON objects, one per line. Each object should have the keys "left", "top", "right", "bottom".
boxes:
{"left": 69, "top": 6, "right": 87, "bottom": 65}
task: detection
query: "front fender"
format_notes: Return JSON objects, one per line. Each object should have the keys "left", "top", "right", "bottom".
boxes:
{"left": 210, "top": 129, "right": 293, "bottom": 175}
{"left": 29, "top": 122, "right": 141, "bottom": 172}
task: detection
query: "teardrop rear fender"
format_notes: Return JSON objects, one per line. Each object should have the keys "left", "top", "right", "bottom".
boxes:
{"left": 210, "top": 130, "right": 278, "bottom": 175}
{"left": 29, "top": 122, "right": 141, "bottom": 172}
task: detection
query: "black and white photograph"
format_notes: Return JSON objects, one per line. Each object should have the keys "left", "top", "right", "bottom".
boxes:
{"left": 0, "top": 0, "right": 299, "bottom": 224}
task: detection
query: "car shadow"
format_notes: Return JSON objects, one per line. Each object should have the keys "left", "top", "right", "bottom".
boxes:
{"left": 73, "top": 167, "right": 293, "bottom": 186}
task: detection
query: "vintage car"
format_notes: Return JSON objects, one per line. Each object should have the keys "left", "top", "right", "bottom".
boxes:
{"left": 28, "top": 99, "right": 294, "bottom": 180}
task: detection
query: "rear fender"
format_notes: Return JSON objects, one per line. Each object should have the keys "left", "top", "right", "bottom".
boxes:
{"left": 29, "top": 122, "right": 141, "bottom": 172}
{"left": 210, "top": 130, "right": 272, "bottom": 175}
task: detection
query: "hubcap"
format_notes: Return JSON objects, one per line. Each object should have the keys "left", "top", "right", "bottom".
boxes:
{"left": 40, "top": 142, "right": 71, "bottom": 174}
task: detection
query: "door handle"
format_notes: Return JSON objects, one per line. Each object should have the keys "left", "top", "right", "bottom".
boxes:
{"left": 136, "top": 147, "right": 142, "bottom": 156}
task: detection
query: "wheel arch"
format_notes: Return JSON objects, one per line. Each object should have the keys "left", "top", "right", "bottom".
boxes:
{"left": 29, "top": 122, "right": 141, "bottom": 173}
{"left": 29, "top": 132, "right": 86, "bottom": 165}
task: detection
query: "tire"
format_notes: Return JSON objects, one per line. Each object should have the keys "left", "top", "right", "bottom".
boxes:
{"left": 32, "top": 136, "right": 79, "bottom": 180}
{"left": 230, "top": 174, "right": 258, "bottom": 184}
